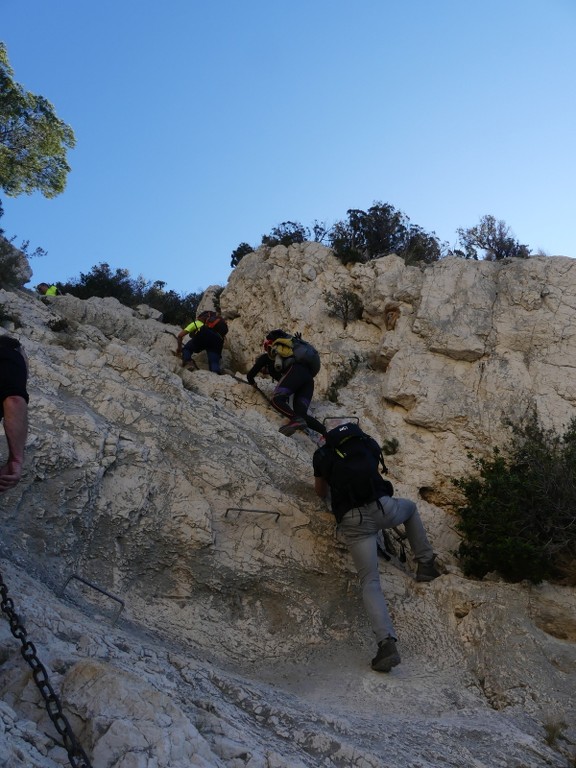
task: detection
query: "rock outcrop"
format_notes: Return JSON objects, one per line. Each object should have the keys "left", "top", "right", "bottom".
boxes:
{"left": 0, "top": 245, "right": 575, "bottom": 767}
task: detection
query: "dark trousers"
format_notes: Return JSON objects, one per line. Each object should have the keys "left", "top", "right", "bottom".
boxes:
{"left": 182, "top": 328, "right": 224, "bottom": 373}
{"left": 271, "top": 363, "right": 325, "bottom": 434}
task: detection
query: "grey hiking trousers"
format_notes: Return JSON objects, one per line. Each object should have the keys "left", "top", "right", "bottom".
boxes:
{"left": 338, "top": 495, "right": 434, "bottom": 644}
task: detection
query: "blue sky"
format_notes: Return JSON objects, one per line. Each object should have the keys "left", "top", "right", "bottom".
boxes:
{"left": 2, "top": 0, "right": 575, "bottom": 296}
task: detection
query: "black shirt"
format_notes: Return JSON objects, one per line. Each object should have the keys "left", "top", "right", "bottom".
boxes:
{"left": 0, "top": 347, "right": 29, "bottom": 419}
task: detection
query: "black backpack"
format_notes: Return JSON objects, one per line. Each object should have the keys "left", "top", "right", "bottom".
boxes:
{"left": 325, "top": 423, "right": 393, "bottom": 506}
{"left": 269, "top": 333, "right": 321, "bottom": 377}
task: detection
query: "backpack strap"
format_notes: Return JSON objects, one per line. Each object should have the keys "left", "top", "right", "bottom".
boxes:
{"left": 378, "top": 449, "right": 389, "bottom": 475}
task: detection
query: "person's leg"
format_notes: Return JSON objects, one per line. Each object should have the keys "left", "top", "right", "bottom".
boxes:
{"left": 377, "top": 496, "right": 434, "bottom": 563}
{"left": 292, "top": 374, "right": 313, "bottom": 419}
{"left": 339, "top": 506, "right": 397, "bottom": 642}
{"left": 206, "top": 333, "right": 224, "bottom": 373}
{"left": 182, "top": 339, "right": 195, "bottom": 364}
{"left": 271, "top": 366, "right": 299, "bottom": 419}
{"left": 292, "top": 374, "right": 326, "bottom": 435}
{"left": 206, "top": 349, "right": 222, "bottom": 373}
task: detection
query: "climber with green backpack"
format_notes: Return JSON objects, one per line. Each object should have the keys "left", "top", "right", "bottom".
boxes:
{"left": 313, "top": 421, "right": 440, "bottom": 673}
{"left": 246, "top": 329, "right": 325, "bottom": 437}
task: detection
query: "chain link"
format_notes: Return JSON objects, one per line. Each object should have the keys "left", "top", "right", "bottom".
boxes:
{"left": 0, "top": 568, "right": 93, "bottom": 768}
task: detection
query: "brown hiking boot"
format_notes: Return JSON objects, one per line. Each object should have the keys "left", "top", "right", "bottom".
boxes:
{"left": 416, "top": 556, "right": 441, "bottom": 582}
{"left": 371, "top": 637, "right": 401, "bottom": 672}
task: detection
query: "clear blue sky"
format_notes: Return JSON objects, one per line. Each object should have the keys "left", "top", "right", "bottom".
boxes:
{"left": 2, "top": 0, "right": 575, "bottom": 295}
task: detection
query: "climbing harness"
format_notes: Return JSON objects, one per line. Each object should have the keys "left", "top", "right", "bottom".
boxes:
{"left": 0, "top": 567, "right": 93, "bottom": 768}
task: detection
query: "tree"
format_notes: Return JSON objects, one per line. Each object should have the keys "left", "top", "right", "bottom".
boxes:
{"left": 402, "top": 226, "right": 444, "bottom": 265}
{"left": 261, "top": 221, "right": 309, "bottom": 247}
{"left": 60, "top": 263, "right": 135, "bottom": 304}
{"left": 329, "top": 202, "right": 444, "bottom": 265}
{"left": 455, "top": 215, "right": 530, "bottom": 261}
{"left": 0, "top": 42, "right": 76, "bottom": 199}
{"left": 230, "top": 242, "right": 254, "bottom": 268}
{"left": 311, "top": 220, "right": 330, "bottom": 244}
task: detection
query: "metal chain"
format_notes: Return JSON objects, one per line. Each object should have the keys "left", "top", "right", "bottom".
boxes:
{"left": 0, "top": 568, "right": 93, "bottom": 768}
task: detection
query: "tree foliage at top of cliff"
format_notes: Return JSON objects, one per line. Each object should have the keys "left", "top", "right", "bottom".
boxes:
{"left": 0, "top": 42, "right": 76, "bottom": 200}
{"left": 230, "top": 220, "right": 330, "bottom": 267}
{"left": 453, "top": 410, "right": 576, "bottom": 585}
{"left": 454, "top": 215, "right": 531, "bottom": 260}
{"left": 230, "top": 204, "right": 534, "bottom": 269}
{"left": 329, "top": 202, "right": 446, "bottom": 265}
{"left": 59, "top": 262, "right": 202, "bottom": 326}
{"left": 230, "top": 204, "right": 445, "bottom": 268}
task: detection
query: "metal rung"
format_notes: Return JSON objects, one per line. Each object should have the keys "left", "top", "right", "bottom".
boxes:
{"left": 60, "top": 574, "right": 124, "bottom": 625}
{"left": 225, "top": 507, "right": 282, "bottom": 522}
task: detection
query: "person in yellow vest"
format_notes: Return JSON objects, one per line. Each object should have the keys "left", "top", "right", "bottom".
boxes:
{"left": 36, "top": 282, "right": 61, "bottom": 296}
{"left": 176, "top": 319, "right": 224, "bottom": 373}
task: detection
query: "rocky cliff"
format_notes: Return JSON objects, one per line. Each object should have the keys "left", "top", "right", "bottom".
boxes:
{"left": 0, "top": 245, "right": 575, "bottom": 767}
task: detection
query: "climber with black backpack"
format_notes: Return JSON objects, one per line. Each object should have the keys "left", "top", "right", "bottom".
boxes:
{"left": 246, "top": 329, "right": 325, "bottom": 437}
{"left": 312, "top": 421, "right": 440, "bottom": 673}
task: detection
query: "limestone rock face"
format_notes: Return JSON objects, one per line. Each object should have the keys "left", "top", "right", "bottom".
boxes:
{"left": 0, "top": 236, "right": 33, "bottom": 288}
{"left": 0, "top": 246, "right": 575, "bottom": 767}
{"left": 223, "top": 246, "right": 576, "bottom": 502}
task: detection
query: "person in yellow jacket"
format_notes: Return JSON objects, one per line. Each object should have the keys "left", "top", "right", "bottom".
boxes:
{"left": 176, "top": 319, "right": 224, "bottom": 373}
{"left": 36, "top": 282, "right": 61, "bottom": 296}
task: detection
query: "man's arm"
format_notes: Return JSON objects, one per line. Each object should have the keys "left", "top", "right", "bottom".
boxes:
{"left": 246, "top": 353, "right": 268, "bottom": 385}
{"left": 0, "top": 395, "right": 28, "bottom": 492}
{"left": 176, "top": 328, "right": 188, "bottom": 354}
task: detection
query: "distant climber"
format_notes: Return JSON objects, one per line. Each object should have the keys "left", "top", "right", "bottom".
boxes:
{"left": 36, "top": 282, "right": 61, "bottom": 296}
{"left": 176, "top": 318, "right": 224, "bottom": 374}
{"left": 0, "top": 336, "right": 29, "bottom": 493}
{"left": 312, "top": 421, "right": 440, "bottom": 673}
{"left": 247, "top": 330, "right": 325, "bottom": 436}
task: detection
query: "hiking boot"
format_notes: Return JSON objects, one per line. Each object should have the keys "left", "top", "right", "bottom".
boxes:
{"left": 278, "top": 418, "right": 307, "bottom": 436}
{"left": 416, "top": 556, "right": 441, "bottom": 582}
{"left": 371, "top": 637, "right": 401, "bottom": 672}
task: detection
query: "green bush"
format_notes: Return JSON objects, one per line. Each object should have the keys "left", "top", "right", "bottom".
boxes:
{"left": 323, "top": 288, "right": 363, "bottom": 329}
{"left": 453, "top": 411, "right": 576, "bottom": 584}
{"left": 326, "top": 354, "right": 362, "bottom": 403}
{"left": 261, "top": 221, "right": 309, "bottom": 248}
{"left": 59, "top": 262, "right": 202, "bottom": 326}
